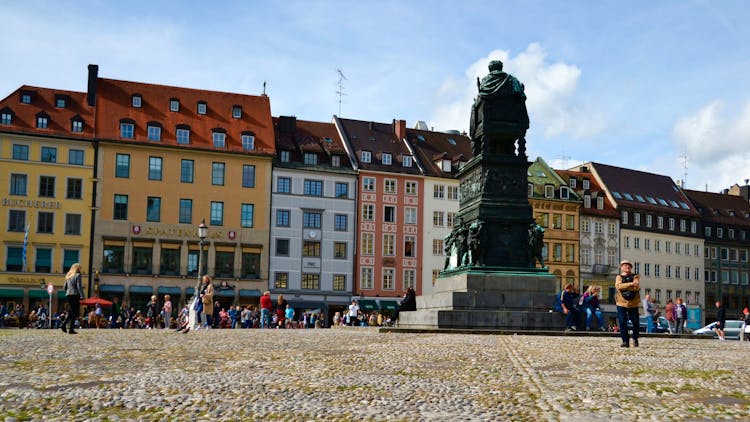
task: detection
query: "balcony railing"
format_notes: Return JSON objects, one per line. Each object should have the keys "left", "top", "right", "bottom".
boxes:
{"left": 591, "top": 264, "right": 610, "bottom": 275}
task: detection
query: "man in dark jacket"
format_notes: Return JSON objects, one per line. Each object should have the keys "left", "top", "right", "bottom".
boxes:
{"left": 714, "top": 301, "right": 727, "bottom": 341}
{"left": 561, "top": 283, "right": 579, "bottom": 332}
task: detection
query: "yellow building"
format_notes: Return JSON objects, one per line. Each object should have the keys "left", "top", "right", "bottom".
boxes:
{"left": 0, "top": 87, "right": 94, "bottom": 315}
{"left": 88, "top": 67, "right": 275, "bottom": 311}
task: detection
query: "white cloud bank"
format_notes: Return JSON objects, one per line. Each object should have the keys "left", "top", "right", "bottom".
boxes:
{"left": 429, "top": 43, "right": 606, "bottom": 139}
{"left": 672, "top": 100, "right": 750, "bottom": 190}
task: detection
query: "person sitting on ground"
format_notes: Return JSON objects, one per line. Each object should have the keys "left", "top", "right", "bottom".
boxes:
{"left": 581, "top": 285, "right": 605, "bottom": 331}
{"left": 561, "top": 283, "right": 579, "bottom": 332}
{"left": 390, "top": 287, "right": 417, "bottom": 325}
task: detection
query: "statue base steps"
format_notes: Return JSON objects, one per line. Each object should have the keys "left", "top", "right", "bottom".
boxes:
{"left": 398, "top": 270, "right": 564, "bottom": 330}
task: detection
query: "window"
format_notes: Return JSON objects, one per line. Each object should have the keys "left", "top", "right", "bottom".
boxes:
{"left": 66, "top": 178, "right": 82, "bottom": 199}
{"left": 361, "top": 233, "right": 374, "bottom": 255}
{"left": 64, "top": 214, "right": 81, "bottom": 235}
{"left": 113, "top": 195, "right": 128, "bottom": 220}
{"left": 657, "top": 216, "right": 664, "bottom": 229}
{"left": 335, "top": 182, "right": 348, "bottom": 198}
{"left": 404, "top": 269, "right": 416, "bottom": 290}
{"left": 131, "top": 245, "right": 151, "bottom": 274}
{"left": 241, "top": 204, "right": 254, "bottom": 228}
{"left": 565, "top": 244, "right": 575, "bottom": 262}
{"left": 212, "top": 162, "right": 225, "bottom": 185}
{"left": 232, "top": 105, "right": 242, "bottom": 118}
{"left": 63, "top": 249, "right": 79, "bottom": 272}
{"left": 361, "top": 151, "right": 371, "bottom": 163}
{"left": 304, "top": 153, "right": 318, "bottom": 165}
{"left": 634, "top": 213, "right": 640, "bottom": 226}
{"left": 120, "top": 122, "right": 134, "bottom": 139}
{"left": 37, "top": 211, "right": 54, "bottom": 233}
{"left": 331, "top": 155, "right": 341, "bottom": 167}
{"left": 608, "top": 223, "right": 616, "bottom": 235}
{"left": 41, "top": 146, "right": 57, "bottom": 163}
{"left": 646, "top": 215, "right": 653, "bottom": 228}
{"left": 210, "top": 202, "right": 224, "bottom": 226}
{"left": 362, "top": 204, "right": 374, "bottom": 221}
{"left": 382, "top": 153, "right": 392, "bottom": 165}
{"left": 179, "top": 199, "right": 192, "bottom": 224}
{"left": 404, "top": 235, "right": 416, "bottom": 258}
{"left": 553, "top": 243, "right": 562, "bottom": 261}
{"left": 384, "top": 179, "right": 396, "bottom": 194}
{"left": 242, "top": 252, "right": 260, "bottom": 279}
{"left": 447, "top": 186, "right": 459, "bottom": 200}
{"left": 303, "top": 241, "right": 321, "bottom": 257}
{"left": 132, "top": 95, "right": 142, "bottom": 108}
{"left": 622, "top": 211, "right": 629, "bottom": 225}
{"left": 405, "top": 181, "right": 417, "bottom": 195}
{"left": 280, "top": 150, "right": 290, "bottom": 162}
{"left": 434, "top": 185, "right": 445, "bottom": 199}
{"left": 197, "top": 102, "right": 207, "bottom": 115}
{"left": 170, "top": 99, "right": 179, "bottom": 112}
{"left": 581, "top": 220, "right": 590, "bottom": 232}
{"left": 302, "top": 274, "right": 320, "bottom": 290}
{"left": 1, "top": 111, "right": 13, "bottom": 125}
{"left": 12, "top": 144, "right": 29, "bottom": 160}
{"left": 594, "top": 221, "right": 603, "bottom": 233}
{"left": 276, "top": 210, "right": 290, "bottom": 227}
{"left": 382, "top": 268, "right": 395, "bottom": 290}
{"left": 433, "top": 211, "right": 445, "bottom": 227}
{"left": 405, "top": 207, "right": 417, "bottom": 224}
{"left": 115, "top": 154, "right": 130, "bottom": 178}
{"left": 583, "top": 195, "right": 591, "bottom": 208}
{"left": 403, "top": 155, "right": 413, "bottom": 167}
{"left": 147, "top": 125, "right": 161, "bottom": 141}
{"left": 103, "top": 244, "right": 124, "bottom": 273}
{"left": 333, "top": 274, "right": 346, "bottom": 291}
{"left": 303, "top": 211, "right": 321, "bottom": 228}
{"left": 274, "top": 272, "right": 288, "bottom": 289}
{"left": 160, "top": 246, "right": 180, "bottom": 276}
{"left": 441, "top": 159, "right": 451, "bottom": 172}
{"left": 241, "top": 133, "right": 255, "bottom": 150}
{"left": 181, "top": 159, "right": 194, "bottom": 183}
{"left": 433, "top": 239, "right": 444, "bottom": 255}
{"left": 560, "top": 186, "right": 570, "bottom": 199}
{"left": 10, "top": 174, "right": 27, "bottom": 196}
{"left": 544, "top": 185, "right": 554, "bottom": 198}
{"left": 383, "top": 234, "right": 395, "bottom": 256}
{"left": 669, "top": 218, "right": 675, "bottom": 231}
{"left": 717, "top": 227, "right": 724, "bottom": 238}
{"left": 148, "top": 157, "right": 163, "bottom": 180}
{"left": 361, "top": 267, "right": 374, "bottom": 289}
{"left": 21, "top": 92, "right": 32, "bottom": 104}
{"left": 276, "top": 239, "right": 289, "bottom": 256}
{"left": 581, "top": 248, "right": 591, "bottom": 265}
{"left": 334, "top": 242, "right": 347, "bottom": 259}
{"left": 552, "top": 214, "right": 562, "bottom": 229}
{"left": 36, "top": 114, "right": 49, "bottom": 129}
{"left": 68, "top": 149, "right": 84, "bottom": 165}
{"left": 215, "top": 250, "right": 234, "bottom": 278}
{"left": 8, "top": 210, "right": 25, "bottom": 232}
{"left": 384, "top": 206, "right": 396, "bottom": 223}
{"left": 147, "top": 197, "right": 161, "bottom": 222}
{"left": 565, "top": 215, "right": 575, "bottom": 230}
{"left": 277, "top": 177, "right": 291, "bottom": 193}
{"left": 363, "top": 177, "right": 375, "bottom": 192}
{"left": 645, "top": 239, "right": 651, "bottom": 250}
{"left": 39, "top": 176, "right": 55, "bottom": 197}
{"left": 334, "top": 214, "right": 348, "bottom": 231}
{"left": 304, "top": 180, "right": 323, "bottom": 196}
{"left": 35, "top": 248, "right": 52, "bottom": 273}
{"left": 176, "top": 128, "right": 190, "bottom": 145}
{"left": 212, "top": 132, "right": 226, "bottom": 148}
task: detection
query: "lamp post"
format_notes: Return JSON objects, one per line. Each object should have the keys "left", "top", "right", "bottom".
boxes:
{"left": 193, "top": 219, "right": 208, "bottom": 301}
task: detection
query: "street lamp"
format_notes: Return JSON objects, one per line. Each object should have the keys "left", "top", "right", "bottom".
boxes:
{"left": 193, "top": 219, "right": 208, "bottom": 301}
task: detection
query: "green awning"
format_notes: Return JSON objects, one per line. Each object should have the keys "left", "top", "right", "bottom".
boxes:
{"left": 100, "top": 284, "right": 125, "bottom": 293}
{"left": 358, "top": 299, "right": 378, "bottom": 312}
{"left": 379, "top": 300, "right": 399, "bottom": 312}
{"left": 29, "top": 290, "right": 53, "bottom": 299}
{"left": 239, "top": 289, "right": 262, "bottom": 297}
{"left": 215, "top": 288, "right": 235, "bottom": 297}
{"left": 129, "top": 285, "right": 154, "bottom": 294}
{"left": 157, "top": 286, "right": 182, "bottom": 295}
{"left": 0, "top": 288, "right": 24, "bottom": 298}
{"left": 186, "top": 287, "right": 195, "bottom": 296}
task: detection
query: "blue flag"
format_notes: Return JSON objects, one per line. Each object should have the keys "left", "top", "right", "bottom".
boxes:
{"left": 22, "top": 223, "right": 29, "bottom": 272}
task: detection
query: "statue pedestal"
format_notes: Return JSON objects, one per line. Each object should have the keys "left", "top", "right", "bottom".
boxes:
{"left": 398, "top": 269, "right": 563, "bottom": 329}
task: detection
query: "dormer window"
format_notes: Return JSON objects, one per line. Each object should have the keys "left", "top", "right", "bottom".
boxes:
{"left": 584, "top": 194, "right": 591, "bottom": 208}
{"left": 0, "top": 108, "right": 13, "bottom": 125}
{"left": 582, "top": 179, "right": 590, "bottom": 189}
{"left": 597, "top": 196, "right": 604, "bottom": 210}
{"left": 280, "top": 150, "right": 290, "bottom": 163}
{"left": 132, "top": 95, "right": 142, "bottom": 108}
{"left": 20, "top": 90, "right": 33, "bottom": 104}
{"left": 176, "top": 125, "right": 190, "bottom": 144}
{"left": 442, "top": 159, "right": 451, "bottom": 172}
{"left": 169, "top": 99, "right": 180, "bottom": 112}
{"left": 119, "top": 119, "right": 135, "bottom": 139}
{"left": 382, "top": 153, "right": 392, "bottom": 165}
{"left": 304, "top": 153, "right": 318, "bottom": 165}
{"left": 241, "top": 132, "right": 255, "bottom": 150}
{"left": 361, "top": 151, "right": 372, "bottom": 163}
{"left": 212, "top": 129, "right": 226, "bottom": 148}
{"left": 402, "top": 155, "right": 413, "bottom": 167}
{"left": 528, "top": 183, "right": 534, "bottom": 197}
{"left": 560, "top": 186, "right": 569, "bottom": 199}
{"left": 36, "top": 112, "right": 49, "bottom": 129}
{"left": 55, "top": 95, "right": 68, "bottom": 108}
{"left": 197, "top": 101, "right": 207, "bottom": 115}
{"left": 71, "top": 117, "right": 84, "bottom": 133}
{"left": 147, "top": 122, "right": 162, "bottom": 142}
{"left": 331, "top": 155, "right": 341, "bottom": 167}
{"left": 544, "top": 184, "right": 554, "bottom": 198}
{"left": 232, "top": 105, "right": 242, "bottom": 118}
{"left": 569, "top": 178, "right": 577, "bottom": 188}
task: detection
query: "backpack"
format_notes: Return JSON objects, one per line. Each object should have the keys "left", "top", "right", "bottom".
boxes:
{"left": 553, "top": 291, "right": 564, "bottom": 313}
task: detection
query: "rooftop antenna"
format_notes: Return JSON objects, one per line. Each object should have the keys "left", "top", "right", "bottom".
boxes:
{"left": 262, "top": 81, "right": 267, "bottom": 96}
{"left": 680, "top": 152, "right": 688, "bottom": 188}
{"left": 336, "top": 69, "right": 347, "bottom": 116}
{"left": 559, "top": 150, "right": 571, "bottom": 169}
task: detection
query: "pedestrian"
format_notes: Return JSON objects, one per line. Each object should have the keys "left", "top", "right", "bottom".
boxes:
{"left": 146, "top": 295, "right": 158, "bottom": 329}
{"left": 275, "top": 295, "right": 288, "bottom": 328}
{"left": 615, "top": 260, "right": 641, "bottom": 347}
{"left": 348, "top": 300, "right": 359, "bottom": 326}
{"left": 581, "top": 285, "right": 605, "bottom": 331}
{"left": 110, "top": 297, "right": 121, "bottom": 329}
{"left": 742, "top": 307, "right": 750, "bottom": 341}
{"left": 561, "top": 283, "right": 579, "bottom": 332}
{"left": 162, "top": 294, "right": 172, "bottom": 329}
{"left": 61, "top": 263, "right": 85, "bottom": 334}
{"left": 260, "top": 291, "right": 272, "bottom": 328}
{"left": 284, "top": 304, "right": 295, "bottom": 328}
{"left": 714, "top": 301, "right": 726, "bottom": 341}
{"left": 674, "top": 297, "right": 687, "bottom": 334}
{"left": 199, "top": 276, "right": 214, "bottom": 329}
{"left": 665, "top": 298, "right": 676, "bottom": 334}
{"left": 333, "top": 311, "right": 341, "bottom": 327}
{"left": 642, "top": 293, "right": 658, "bottom": 333}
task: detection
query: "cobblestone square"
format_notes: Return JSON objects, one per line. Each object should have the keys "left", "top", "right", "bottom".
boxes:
{"left": 1, "top": 328, "right": 749, "bottom": 421}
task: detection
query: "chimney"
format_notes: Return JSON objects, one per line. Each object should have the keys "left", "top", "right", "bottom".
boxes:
{"left": 581, "top": 166, "right": 589, "bottom": 173}
{"left": 87, "top": 64, "right": 99, "bottom": 107}
{"left": 393, "top": 119, "right": 406, "bottom": 140}
{"left": 278, "top": 116, "right": 296, "bottom": 134}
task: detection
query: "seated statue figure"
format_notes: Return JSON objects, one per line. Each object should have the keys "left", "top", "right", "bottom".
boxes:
{"left": 469, "top": 60, "right": 530, "bottom": 157}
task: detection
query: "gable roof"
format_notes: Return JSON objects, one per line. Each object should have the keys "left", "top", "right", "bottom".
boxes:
{"left": 273, "top": 116, "right": 354, "bottom": 171}
{"left": 556, "top": 169, "right": 618, "bottom": 217}
{"left": 94, "top": 78, "right": 274, "bottom": 155}
{"left": 0, "top": 85, "right": 94, "bottom": 140}
{"left": 405, "top": 128, "right": 471, "bottom": 178}
{"left": 528, "top": 157, "right": 581, "bottom": 202}
{"left": 335, "top": 117, "right": 422, "bottom": 175}
{"left": 683, "top": 189, "right": 750, "bottom": 228}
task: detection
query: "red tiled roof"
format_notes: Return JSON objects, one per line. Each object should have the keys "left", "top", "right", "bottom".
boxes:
{"left": 336, "top": 118, "right": 422, "bottom": 174}
{"left": 0, "top": 85, "right": 94, "bottom": 140}
{"left": 683, "top": 189, "right": 750, "bottom": 227}
{"left": 273, "top": 117, "right": 352, "bottom": 168}
{"left": 406, "top": 128, "right": 472, "bottom": 178}
{"left": 94, "top": 78, "right": 274, "bottom": 155}
{"left": 556, "top": 169, "right": 619, "bottom": 217}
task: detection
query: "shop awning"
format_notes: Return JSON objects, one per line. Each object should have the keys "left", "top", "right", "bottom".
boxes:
{"left": 129, "top": 285, "right": 154, "bottom": 294}
{"left": 100, "top": 284, "right": 125, "bottom": 293}
{"left": 378, "top": 300, "right": 399, "bottom": 312}
{"left": 287, "top": 301, "right": 326, "bottom": 313}
{"left": 28, "top": 290, "right": 53, "bottom": 299}
{"left": 0, "top": 288, "right": 24, "bottom": 298}
{"left": 157, "top": 286, "right": 182, "bottom": 295}
{"left": 186, "top": 287, "right": 195, "bottom": 296}
{"left": 57, "top": 291, "right": 67, "bottom": 299}
{"left": 239, "top": 289, "right": 262, "bottom": 297}
{"left": 215, "top": 289, "right": 235, "bottom": 297}
{"left": 358, "top": 299, "right": 378, "bottom": 312}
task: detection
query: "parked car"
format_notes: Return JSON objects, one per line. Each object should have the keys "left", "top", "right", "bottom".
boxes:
{"left": 626, "top": 316, "right": 669, "bottom": 333}
{"left": 691, "top": 320, "right": 744, "bottom": 340}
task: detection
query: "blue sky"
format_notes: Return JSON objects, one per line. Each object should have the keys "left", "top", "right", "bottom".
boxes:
{"left": 3, "top": 0, "right": 750, "bottom": 191}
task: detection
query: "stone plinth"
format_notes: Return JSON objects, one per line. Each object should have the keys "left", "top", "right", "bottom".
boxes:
{"left": 398, "top": 269, "right": 563, "bottom": 330}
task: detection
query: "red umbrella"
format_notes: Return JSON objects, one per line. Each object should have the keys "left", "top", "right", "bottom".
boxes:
{"left": 80, "top": 297, "right": 113, "bottom": 307}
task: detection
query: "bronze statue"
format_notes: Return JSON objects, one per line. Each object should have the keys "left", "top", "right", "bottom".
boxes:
{"left": 469, "top": 60, "right": 529, "bottom": 157}
{"left": 528, "top": 223, "right": 545, "bottom": 268}
{"left": 443, "top": 231, "right": 455, "bottom": 270}
{"left": 467, "top": 220, "right": 484, "bottom": 266}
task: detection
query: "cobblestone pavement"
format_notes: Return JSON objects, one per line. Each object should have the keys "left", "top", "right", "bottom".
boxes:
{"left": 0, "top": 328, "right": 748, "bottom": 421}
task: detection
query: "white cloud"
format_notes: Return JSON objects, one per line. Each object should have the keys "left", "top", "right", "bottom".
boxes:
{"left": 672, "top": 100, "right": 750, "bottom": 190}
{"left": 429, "top": 43, "right": 606, "bottom": 139}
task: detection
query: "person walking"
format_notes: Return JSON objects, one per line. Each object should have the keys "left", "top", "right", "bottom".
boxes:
{"left": 665, "top": 298, "right": 676, "bottom": 334}
{"left": 61, "top": 263, "right": 85, "bottom": 334}
{"left": 259, "top": 291, "right": 272, "bottom": 329}
{"left": 162, "top": 294, "right": 172, "bottom": 329}
{"left": 347, "top": 300, "right": 360, "bottom": 326}
{"left": 146, "top": 295, "right": 158, "bottom": 329}
{"left": 674, "top": 297, "right": 687, "bottom": 334}
{"left": 110, "top": 296, "right": 121, "bottom": 329}
{"left": 642, "top": 294, "right": 658, "bottom": 333}
{"left": 714, "top": 301, "right": 726, "bottom": 341}
{"left": 615, "top": 260, "right": 641, "bottom": 348}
